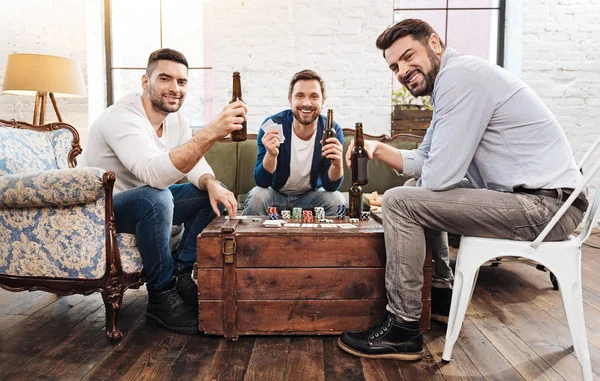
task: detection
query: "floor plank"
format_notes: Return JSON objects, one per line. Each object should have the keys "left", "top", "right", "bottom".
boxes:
{"left": 200, "top": 336, "right": 256, "bottom": 381}
{"left": 323, "top": 336, "right": 365, "bottom": 381}
{"left": 244, "top": 336, "right": 291, "bottom": 381}
{"left": 283, "top": 337, "right": 325, "bottom": 381}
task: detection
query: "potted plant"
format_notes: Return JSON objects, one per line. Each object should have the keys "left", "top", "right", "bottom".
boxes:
{"left": 391, "top": 86, "right": 433, "bottom": 136}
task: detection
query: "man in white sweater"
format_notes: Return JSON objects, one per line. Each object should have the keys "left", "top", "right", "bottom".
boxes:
{"left": 79, "top": 48, "right": 247, "bottom": 334}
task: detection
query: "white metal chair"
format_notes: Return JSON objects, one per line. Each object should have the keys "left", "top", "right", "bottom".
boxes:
{"left": 442, "top": 138, "right": 600, "bottom": 381}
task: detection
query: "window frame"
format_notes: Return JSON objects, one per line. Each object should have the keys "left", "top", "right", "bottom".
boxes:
{"left": 393, "top": 0, "right": 506, "bottom": 67}
{"left": 103, "top": 0, "right": 213, "bottom": 107}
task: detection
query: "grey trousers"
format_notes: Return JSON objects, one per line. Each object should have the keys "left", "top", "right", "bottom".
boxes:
{"left": 382, "top": 186, "right": 585, "bottom": 321}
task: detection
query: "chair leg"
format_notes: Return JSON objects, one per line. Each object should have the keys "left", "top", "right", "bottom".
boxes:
{"left": 557, "top": 255, "right": 593, "bottom": 381}
{"left": 102, "top": 280, "right": 124, "bottom": 343}
{"left": 442, "top": 264, "right": 480, "bottom": 362}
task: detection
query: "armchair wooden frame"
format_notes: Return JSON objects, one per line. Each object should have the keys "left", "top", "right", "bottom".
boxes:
{"left": 0, "top": 119, "right": 145, "bottom": 342}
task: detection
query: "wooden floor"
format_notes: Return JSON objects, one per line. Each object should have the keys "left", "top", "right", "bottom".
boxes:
{"left": 3, "top": 235, "right": 600, "bottom": 381}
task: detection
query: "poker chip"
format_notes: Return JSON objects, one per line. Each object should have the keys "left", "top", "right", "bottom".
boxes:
{"left": 314, "top": 206, "right": 325, "bottom": 220}
{"left": 267, "top": 206, "right": 278, "bottom": 215}
{"left": 359, "top": 211, "right": 370, "bottom": 220}
{"left": 281, "top": 210, "right": 291, "bottom": 219}
{"left": 302, "top": 210, "right": 313, "bottom": 223}
{"left": 349, "top": 218, "right": 359, "bottom": 223}
{"left": 292, "top": 207, "right": 302, "bottom": 219}
{"left": 336, "top": 204, "right": 347, "bottom": 219}
{"left": 268, "top": 213, "right": 280, "bottom": 220}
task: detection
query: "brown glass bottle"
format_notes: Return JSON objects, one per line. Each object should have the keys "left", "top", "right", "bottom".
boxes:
{"left": 229, "top": 72, "right": 247, "bottom": 141}
{"left": 321, "top": 108, "right": 336, "bottom": 159}
{"left": 349, "top": 183, "right": 363, "bottom": 219}
{"left": 351, "top": 122, "right": 368, "bottom": 185}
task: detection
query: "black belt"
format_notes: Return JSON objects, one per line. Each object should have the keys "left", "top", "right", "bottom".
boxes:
{"left": 514, "top": 187, "right": 589, "bottom": 213}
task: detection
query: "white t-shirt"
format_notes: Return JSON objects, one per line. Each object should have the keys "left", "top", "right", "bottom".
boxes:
{"left": 279, "top": 127, "right": 316, "bottom": 195}
{"left": 78, "top": 93, "right": 214, "bottom": 193}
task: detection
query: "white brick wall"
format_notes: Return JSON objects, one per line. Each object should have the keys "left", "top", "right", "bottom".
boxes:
{"left": 211, "top": 0, "right": 393, "bottom": 137}
{"left": 0, "top": 0, "right": 89, "bottom": 134}
{"left": 521, "top": 0, "right": 600, "bottom": 193}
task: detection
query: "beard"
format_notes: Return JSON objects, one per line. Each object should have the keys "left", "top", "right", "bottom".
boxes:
{"left": 405, "top": 46, "right": 441, "bottom": 98}
{"left": 148, "top": 87, "right": 182, "bottom": 114}
{"left": 291, "top": 107, "right": 320, "bottom": 126}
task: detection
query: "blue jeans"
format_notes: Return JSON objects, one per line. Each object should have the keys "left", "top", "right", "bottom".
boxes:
{"left": 243, "top": 186, "right": 345, "bottom": 216}
{"left": 113, "top": 183, "right": 219, "bottom": 290}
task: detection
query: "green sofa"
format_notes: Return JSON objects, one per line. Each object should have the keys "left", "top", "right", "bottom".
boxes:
{"left": 204, "top": 129, "right": 423, "bottom": 210}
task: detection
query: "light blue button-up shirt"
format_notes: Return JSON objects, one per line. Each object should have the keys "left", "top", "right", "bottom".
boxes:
{"left": 400, "top": 48, "right": 582, "bottom": 192}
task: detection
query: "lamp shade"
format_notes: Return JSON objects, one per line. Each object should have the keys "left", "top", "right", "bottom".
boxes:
{"left": 2, "top": 53, "right": 87, "bottom": 97}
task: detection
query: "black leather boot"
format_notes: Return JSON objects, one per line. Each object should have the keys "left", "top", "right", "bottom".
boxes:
{"left": 338, "top": 311, "right": 424, "bottom": 360}
{"left": 431, "top": 287, "right": 452, "bottom": 324}
{"left": 175, "top": 266, "right": 198, "bottom": 310}
{"left": 147, "top": 278, "right": 199, "bottom": 334}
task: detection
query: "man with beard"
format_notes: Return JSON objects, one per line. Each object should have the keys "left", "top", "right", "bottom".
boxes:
{"left": 243, "top": 69, "right": 345, "bottom": 216}
{"left": 79, "top": 48, "right": 247, "bottom": 334}
{"left": 337, "top": 19, "right": 586, "bottom": 360}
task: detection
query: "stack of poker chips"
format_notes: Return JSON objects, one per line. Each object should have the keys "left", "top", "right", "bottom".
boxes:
{"left": 292, "top": 207, "right": 302, "bottom": 219}
{"left": 336, "top": 204, "right": 346, "bottom": 219}
{"left": 268, "top": 213, "right": 280, "bottom": 220}
{"left": 302, "top": 210, "right": 314, "bottom": 223}
{"left": 281, "top": 210, "right": 291, "bottom": 219}
{"left": 267, "top": 206, "right": 278, "bottom": 215}
{"left": 359, "top": 211, "right": 370, "bottom": 221}
{"left": 314, "top": 206, "right": 325, "bottom": 220}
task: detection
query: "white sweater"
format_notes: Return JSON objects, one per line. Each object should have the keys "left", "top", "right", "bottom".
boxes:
{"left": 78, "top": 93, "right": 214, "bottom": 194}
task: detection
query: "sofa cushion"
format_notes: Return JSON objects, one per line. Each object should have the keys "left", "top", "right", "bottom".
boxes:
{"left": 0, "top": 128, "right": 58, "bottom": 175}
{"left": 116, "top": 233, "right": 143, "bottom": 274}
{"left": 0, "top": 199, "right": 107, "bottom": 279}
{"left": 205, "top": 140, "right": 237, "bottom": 194}
{"left": 237, "top": 139, "right": 259, "bottom": 198}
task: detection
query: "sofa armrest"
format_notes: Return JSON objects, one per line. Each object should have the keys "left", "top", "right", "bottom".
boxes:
{"left": 0, "top": 167, "right": 107, "bottom": 208}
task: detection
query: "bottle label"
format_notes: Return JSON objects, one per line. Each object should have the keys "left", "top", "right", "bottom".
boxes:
{"left": 357, "top": 157, "right": 368, "bottom": 183}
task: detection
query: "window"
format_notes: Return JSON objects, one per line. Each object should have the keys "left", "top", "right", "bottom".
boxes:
{"left": 393, "top": 0, "right": 505, "bottom": 90}
{"left": 104, "top": 0, "right": 213, "bottom": 127}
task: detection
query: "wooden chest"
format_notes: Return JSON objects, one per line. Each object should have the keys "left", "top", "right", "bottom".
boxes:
{"left": 195, "top": 216, "right": 432, "bottom": 340}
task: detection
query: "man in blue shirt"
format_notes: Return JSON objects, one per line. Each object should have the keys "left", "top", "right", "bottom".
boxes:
{"left": 244, "top": 70, "right": 345, "bottom": 216}
{"left": 338, "top": 19, "right": 586, "bottom": 361}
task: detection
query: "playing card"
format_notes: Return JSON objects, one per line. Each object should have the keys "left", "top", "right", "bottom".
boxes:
{"left": 271, "top": 123, "right": 285, "bottom": 143}
{"left": 301, "top": 223, "right": 318, "bottom": 228}
{"left": 284, "top": 223, "right": 300, "bottom": 227}
{"left": 263, "top": 220, "right": 285, "bottom": 228}
{"left": 260, "top": 119, "right": 275, "bottom": 132}
{"left": 260, "top": 119, "right": 285, "bottom": 143}
{"left": 337, "top": 223, "right": 357, "bottom": 228}
{"left": 320, "top": 224, "right": 338, "bottom": 228}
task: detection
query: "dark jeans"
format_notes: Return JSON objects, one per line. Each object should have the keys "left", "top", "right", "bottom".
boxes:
{"left": 114, "top": 183, "right": 219, "bottom": 289}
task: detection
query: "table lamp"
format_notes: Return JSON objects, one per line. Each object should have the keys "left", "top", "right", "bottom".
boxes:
{"left": 2, "top": 53, "right": 87, "bottom": 125}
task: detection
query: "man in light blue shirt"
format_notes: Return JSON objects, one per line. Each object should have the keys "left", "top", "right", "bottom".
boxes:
{"left": 338, "top": 18, "right": 587, "bottom": 361}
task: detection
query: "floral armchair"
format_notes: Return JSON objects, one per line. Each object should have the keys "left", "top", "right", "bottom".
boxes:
{"left": 0, "top": 119, "right": 144, "bottom": 342}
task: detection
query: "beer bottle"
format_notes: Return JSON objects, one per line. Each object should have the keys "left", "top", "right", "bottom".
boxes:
{"left": 349, "top": 183, "right": 363, "bottom": 219}
{"left": 230, "top": 72, "right": 247, "bottom": 142}
{"left": 321, "top": 108, "right": 336, "bottom": 159}
{"left": 351, "top": 122, "right": 368, "bottom": 185}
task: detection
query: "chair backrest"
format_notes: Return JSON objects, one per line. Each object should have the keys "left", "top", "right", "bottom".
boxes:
{"left": 531, "top": 135, "right": 600, "bottom": 249}
{"left": 0, "top": 119, "right": 81, "bottom": 176}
